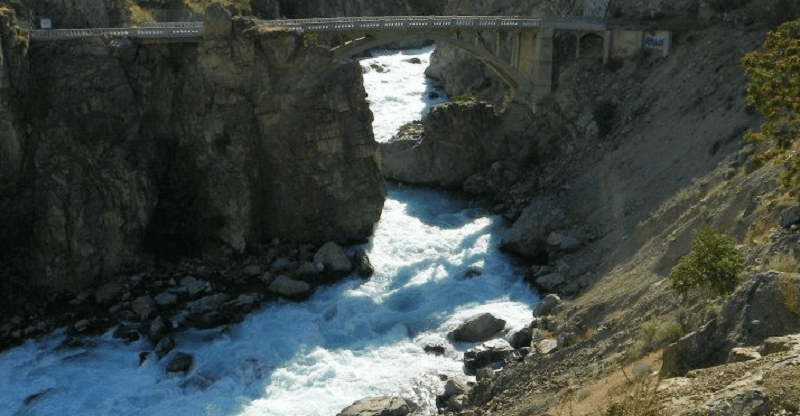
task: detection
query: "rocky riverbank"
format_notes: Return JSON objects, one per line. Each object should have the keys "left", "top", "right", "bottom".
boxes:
{"left": 0, "top": 238, "right": 373, "bottom": 353}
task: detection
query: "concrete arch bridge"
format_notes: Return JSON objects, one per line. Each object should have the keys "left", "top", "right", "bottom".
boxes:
{"left": 261, "top": 16, "right": 609, "bottom": 100}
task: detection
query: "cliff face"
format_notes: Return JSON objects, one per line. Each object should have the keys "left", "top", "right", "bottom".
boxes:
{"left": 277, "top": 0, "right": 446, "bottom": 18}
{"left": 0, "top": 6, "right": 385, "bottom": 291}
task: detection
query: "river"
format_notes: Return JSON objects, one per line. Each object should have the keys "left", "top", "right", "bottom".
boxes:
{"left": 0, "top": 46, "right": 539, "bottom": 416}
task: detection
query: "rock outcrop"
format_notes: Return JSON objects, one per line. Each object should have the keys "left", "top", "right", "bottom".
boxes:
{"left": 28, "top": 0, "right": 129, "bottom": 28}
{"left": 0, "top": 7, "right": 385, "bottom": 291}
{"left": 661, "top": 271, "right": 800, "bottom": 377}
{"left": 380, "top": 101, "right": 545, "bottom": 188}
{"left": 278, "top": 0, "right": 445, "bottom": 19}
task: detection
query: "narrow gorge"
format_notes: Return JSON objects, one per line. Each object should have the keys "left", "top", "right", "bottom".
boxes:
{"left": 3, "top": 0, "right": 800, "bottom": 415}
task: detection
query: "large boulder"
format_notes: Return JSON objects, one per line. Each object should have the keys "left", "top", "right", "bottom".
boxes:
{"left": 463, "top": 339, "right": 517, "bottom": 371}
{"left": 314, "top": 242, "right": 354, "bottom": 276}
{"left": 269, "top": 275, "right": 312, "bottom": 299}
{"left": 336, "top": 396, "right": 418, "bottom": 416}
{"left": 501, "top": 197, "right": 568, "bottom": 259}
{"left": 661, "top": 272, "right": 800, "bottom": 377}
{"left": 450, "top": 313, "right": 506, "bottom": 342}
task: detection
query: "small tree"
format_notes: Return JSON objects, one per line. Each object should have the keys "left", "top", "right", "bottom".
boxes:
{"left": 669, "top": 227, "right": 744, "bottom": 298}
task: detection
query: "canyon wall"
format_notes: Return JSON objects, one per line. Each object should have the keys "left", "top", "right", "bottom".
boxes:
{"left": 276, "top": 0, "right": 446, "bottom": 19}
{"left": 0, "top": 5, "right": 385, "bottom": 291}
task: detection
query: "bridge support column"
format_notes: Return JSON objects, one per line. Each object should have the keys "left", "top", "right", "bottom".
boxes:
{"left": 532, "top": 27, "right": 553, "bottom": 97}
{"left": 511, "top": 28, "right": 552, "bottom": 98}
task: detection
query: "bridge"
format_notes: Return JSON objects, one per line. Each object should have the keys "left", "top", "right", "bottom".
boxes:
{"left": 28, "top": 16, "right": 610, "bottom": 100}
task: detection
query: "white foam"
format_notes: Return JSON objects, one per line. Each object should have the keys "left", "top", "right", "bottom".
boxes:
{"left": 360, "top": 46, "right": 449, "bottom": 142}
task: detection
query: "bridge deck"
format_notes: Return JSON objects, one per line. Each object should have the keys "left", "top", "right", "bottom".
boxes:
{"left": 28, "top": 16, "right": 605, "bottom": 41}
{"left": 259, "top": 16, "right": 605, "bottom": 32}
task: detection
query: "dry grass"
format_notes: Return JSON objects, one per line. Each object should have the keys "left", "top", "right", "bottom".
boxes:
{"left": 129, "top": 3, "right": 155, "bottom": 25}
{"left": 780, "top": 273, "right": 800, "bottom": 315}
{"left": 554, "top": 352, "right": 664, "bottom": 416}
{"left": 768, "top": 251, "right": 799, "bottom": 273}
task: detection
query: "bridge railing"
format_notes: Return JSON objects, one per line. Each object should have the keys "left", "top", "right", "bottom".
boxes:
{"left": 259, "top": 16, "right": 605, "bottom": 32}
{"left": 30, "top": 23, "right": 203, "bottom": 40}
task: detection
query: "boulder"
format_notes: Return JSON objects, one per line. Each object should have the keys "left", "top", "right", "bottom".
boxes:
{"left": 145, "top": 316, "right": 172, "bottom": 343}
{"left": 463, "top": 339, "right": 516, "bottom": 371}
{"left": 188, "top": 294, "right": 231, "bottom": 316}
{"left": 727, "top": 347, "right": 760, "bottom": 363}
{"left": 155, "top": 335, "right": 176, "bottom": 358}
{"left": 533, "top": 294, "right": 562, "bottom": 317}
{"left": 243, "top": 264, "right": 262, "bottom": 277}
{"left": 509, "top": 325, "right": 533, "bottom": 349}
{"left": 759, "top": 336, "right": 798, "bottom": 356}
{"left": 314, "top": 242, "right": 354, "bottom": 276}
{"left": 450, "top": 313, "right": 506, "bottom": 342}
{"left": 112, "top": 324, "right": 140, "bottom": 343}
{"left": 536, "top": 273, "right": 566, "bottom": 292}
{"left": 336, "top": 396, "right": 418, "bottom": 416}
{"left": 179, "top": 276, "right": 207, "bottom": 298}
{"left": 269, "top": 275, "right": 312, "bottom": 299}
{"left": 476, "top": 368, "right": 494, "bottom": 383}
{"left": 780, "top": 206, "right": 800, "bottom": 228}
{"left": 154, "top": 292, "right": 178, "bottom": 307}
{"left": 353, "top": 248, "right": 375, "bottom": 278}
{"left": 536, "top": 339, "right": 558, "bottom": 355}
{"left": 444, "top": 378, "right": 471, "bottom": 397}
{"left": 74, "top": 319, "right": 91, "bottom": 332}
{"left": 501, "top": 197, "right": 567, "bottom": 259}
{"left": 94, "top": 282, "right": 124, "bottom": 305}
{"left": 661, "top": 272, "right": 800, "bottom": 377}
{"left": 424, "top": 344, "right": 446, "bottom": 355}
{"left": 131, "top": 296, "right": 157, "bottom": 321}
{"left": 707, "top": 390, "right": 772, "bottom": 416}
{"left": 166, "top": 352, "right": 193, "bottom": 373}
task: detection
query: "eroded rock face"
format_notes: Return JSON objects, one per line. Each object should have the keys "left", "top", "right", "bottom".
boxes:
{"left": 501, "top": 196, "right": 568, "bottom": 260}
{"left": 29, "top": 0, "right": 129, "bottom": 28}
{"left": 0, "top": 11, "right": 385, "bottom": 291}
{"left": 278, "top": 0, "right": 445, "bottom": 19}
{"left": 380, "top": 101, "right": 544, "bottom": 188}
{"left": 661, "top": 272, "right": 800, "bottom": 377}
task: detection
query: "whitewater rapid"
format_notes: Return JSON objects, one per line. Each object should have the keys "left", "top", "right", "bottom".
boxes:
{"left": 0, "top": 47, "right": 539, "bottom": 416}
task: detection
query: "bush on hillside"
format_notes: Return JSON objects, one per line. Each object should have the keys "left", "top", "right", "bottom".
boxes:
{"left": 742, "top": 17, "right": 800, "bottom": 146}
{"left": 741, "top": 17, "right": 800, "bottom": 194}
{"left": 669, "top": 227, "right": 744, "bottom": 298}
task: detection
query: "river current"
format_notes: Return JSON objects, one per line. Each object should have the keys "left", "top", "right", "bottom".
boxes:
{"left": 0, "top": 46, "right": 539, "bottom": 416}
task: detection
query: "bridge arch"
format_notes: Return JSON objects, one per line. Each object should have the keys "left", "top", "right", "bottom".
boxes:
{"left": 332, "top": 33, "right": 534, "bottom": 99}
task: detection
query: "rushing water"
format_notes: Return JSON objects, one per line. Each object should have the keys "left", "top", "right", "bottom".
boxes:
{"left": 361, "top": 45, "right": 449, "bottom": 142}
{"left": 0, "top": 47, "right": 539, "bottom": 416}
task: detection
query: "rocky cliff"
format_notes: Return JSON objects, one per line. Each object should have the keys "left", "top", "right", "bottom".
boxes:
{"left": 0, "top": 5, "right": 385, "bottom": 292}
{"left": 276, "top": 0, "right": 445, "bottom": 19}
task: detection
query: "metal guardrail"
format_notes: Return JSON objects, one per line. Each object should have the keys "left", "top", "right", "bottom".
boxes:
{"left": 28, "top": 16, "right": 605, "bottom": 42}
{"left": 30, "top": 23, "right": 203, "bottom": 41}
{"left": 259, "top": 16, "right": 606, "bottom": 32}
